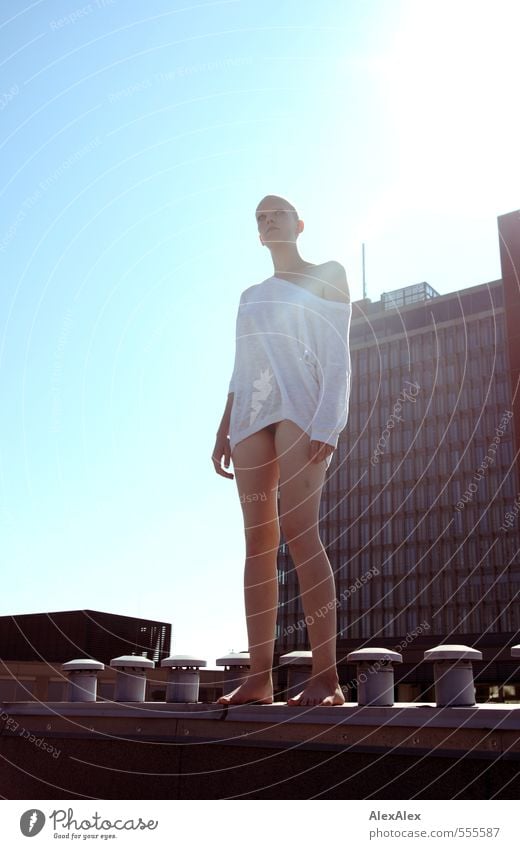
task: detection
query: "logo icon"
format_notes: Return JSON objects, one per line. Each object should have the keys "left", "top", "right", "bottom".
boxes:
{"left": 249, "top": 368, "right": 273, "bottom": 425}
{"left": 20, "top": 809, "right": 46, "bottom": 837}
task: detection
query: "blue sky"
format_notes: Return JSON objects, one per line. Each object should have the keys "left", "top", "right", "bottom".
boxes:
{"left": 1, "top": 0, "right": 519, "bottom": 665}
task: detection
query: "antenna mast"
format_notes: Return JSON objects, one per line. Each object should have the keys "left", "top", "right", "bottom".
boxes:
{"left": 362, "top": 242, "right": 366, "bottom": 299}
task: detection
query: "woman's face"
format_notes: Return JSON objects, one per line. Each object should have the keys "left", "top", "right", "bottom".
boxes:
{"left": 256, "top": 203, "right": 299, "bottom": 246}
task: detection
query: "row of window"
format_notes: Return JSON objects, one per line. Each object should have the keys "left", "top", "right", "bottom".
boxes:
{"left": 357, "top": 357, "right": 507, "bottom": 402}
{"left": 333, "top": 506, "right": 515, "bottom": 544}
{"left": 343, "top": 427, "right": 513, "bottom": 460}
{"left": 353, "top": 316, "right": 505, "bottom": 369}
{"left": 335, "top": 601, "right": 515, "bottom": 638}
{"left": 320, "top": 494, "right": 519, "bottom": 538}
{"left": 327, "top": 544, "right": 518, "bottom": 575}
{"left": 278, "top": 594, "right": 518, "bottom": 638}
{"left": 343, "top": 569, "right": 516, "bottom": 594}
{"left": 348, "top": 486, "right": 516, "bottom": 517}
{"left": 353, "top": 376, "right": 510, "bottom": 408}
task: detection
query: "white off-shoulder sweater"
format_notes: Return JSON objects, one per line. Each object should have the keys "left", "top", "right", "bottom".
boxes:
{"left": 227, "top": 275, "right": 352, "bottom": 467}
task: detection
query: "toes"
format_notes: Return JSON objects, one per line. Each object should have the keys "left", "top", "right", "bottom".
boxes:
{"left": 216, "top": 691, "right": 236, "bottom": 704}
{"left": 287, "top": 693, "right": 303, "bottom": 705}
{"left": 288, "top": 690, "right": 341, "bottom": 706}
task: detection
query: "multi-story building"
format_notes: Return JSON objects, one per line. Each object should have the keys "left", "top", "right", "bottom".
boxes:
{"left": 275, "top": 209, "right": 520, "bottom": 700}
{"left": 0, "top": 608, "right": 171, "bottom": 666}
{"left": 0, "top": 608, "right": 172, "bottom": 701}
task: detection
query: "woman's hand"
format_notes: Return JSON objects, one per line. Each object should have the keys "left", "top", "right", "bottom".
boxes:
{"left": 212, "top": 431, "right": 234, "bottom": 479}
{"left": 309, "top": 439, "right": 334, "bottom": 464}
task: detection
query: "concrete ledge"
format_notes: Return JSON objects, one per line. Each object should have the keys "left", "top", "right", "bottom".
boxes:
{"left": 3, "top": 700, "right": 520, "bottom": 728}
{"left": 2, "top": 701, "right": 520, "bottom": 761}
{"left": 2, "top": 701, "right": 520, "bottom": 799}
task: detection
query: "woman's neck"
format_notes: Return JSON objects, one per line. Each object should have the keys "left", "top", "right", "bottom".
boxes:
{"left": 269, "top": 244, "right": 309, "bottom": 273}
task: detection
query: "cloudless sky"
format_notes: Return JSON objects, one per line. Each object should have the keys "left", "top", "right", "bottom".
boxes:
{"left": 1, "top": 0, "right": 519, "bottom": 666}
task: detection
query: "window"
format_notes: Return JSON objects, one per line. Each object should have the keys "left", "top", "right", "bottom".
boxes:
{"left": 472, "top": 386, "right": 482, "bottom": 408}
{"left": 415, "top": 485, "right": 426, "bottom": 510}
{"left": 449, "top": 419, "right": 460, "bottom": 442}
{"left": 497, "top": 381, "right": 507, "bottom": 404}
{"left": 437, "top": 392, "right": 446, "bottom": 415}
{"left": 468, "top": 321, "right": 480, "bottom": 348}
{"left": 495, "top": 349, "right": 505, "bottom": 374}
{"left": 481, "top": 317, "right": 493, "bottom": 347}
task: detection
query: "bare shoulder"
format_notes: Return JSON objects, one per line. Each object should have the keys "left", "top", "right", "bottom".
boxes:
{"left": 320, "top": 261, "right": 350, "bottom": 303}
{"left": 240, "top": 283, "right": 261, "bottom": 300}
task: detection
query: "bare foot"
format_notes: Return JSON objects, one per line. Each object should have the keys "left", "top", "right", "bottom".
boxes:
{"left": 287, "top": 675, "right": 345, "bottom": 706}
{"left": 215, "top": 672, "right": 274, "bottom": 705}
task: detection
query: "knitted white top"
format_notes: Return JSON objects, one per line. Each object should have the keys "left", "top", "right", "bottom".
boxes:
{"left": 227, "top": 275, "right": 352, "bottom": 467}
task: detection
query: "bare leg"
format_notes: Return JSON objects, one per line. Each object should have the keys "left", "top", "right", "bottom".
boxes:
{"left": 216, "top": 426, "right": 280, "bottom": 704}
{"left": 275, "top": 420, "right": 345, "bottom": 706}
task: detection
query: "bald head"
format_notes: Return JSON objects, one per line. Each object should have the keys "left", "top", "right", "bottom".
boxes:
{"left": 255, "top": 195, "right": 299, "bottom": 222}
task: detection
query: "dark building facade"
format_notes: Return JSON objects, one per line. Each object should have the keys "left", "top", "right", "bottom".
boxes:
{"left": 275, "top": 209, "right": 520, "bottom": 699}
{"left": 0, "top": 609, "right": 171, "bottom": 665}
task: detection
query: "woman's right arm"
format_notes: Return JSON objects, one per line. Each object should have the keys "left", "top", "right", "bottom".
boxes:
{"left": 213, "top": 294, "right": 241, "bottom": 477}
{"left": 212, "top": 392, "right": 234, "bottom": 478}
{"left": 217, "top": 294, "right": 240, "bottom": 437}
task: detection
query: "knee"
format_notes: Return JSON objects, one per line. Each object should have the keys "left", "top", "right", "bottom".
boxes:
{"left": 280, "top": 520, "right": 320, "bottom": 553}
{"left": 244, "top": 526, "right": 280, "bottom": 558}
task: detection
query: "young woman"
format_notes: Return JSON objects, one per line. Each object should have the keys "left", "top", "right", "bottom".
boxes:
{"left": 211, "top": 194, "right": 352, "bottom": 706}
